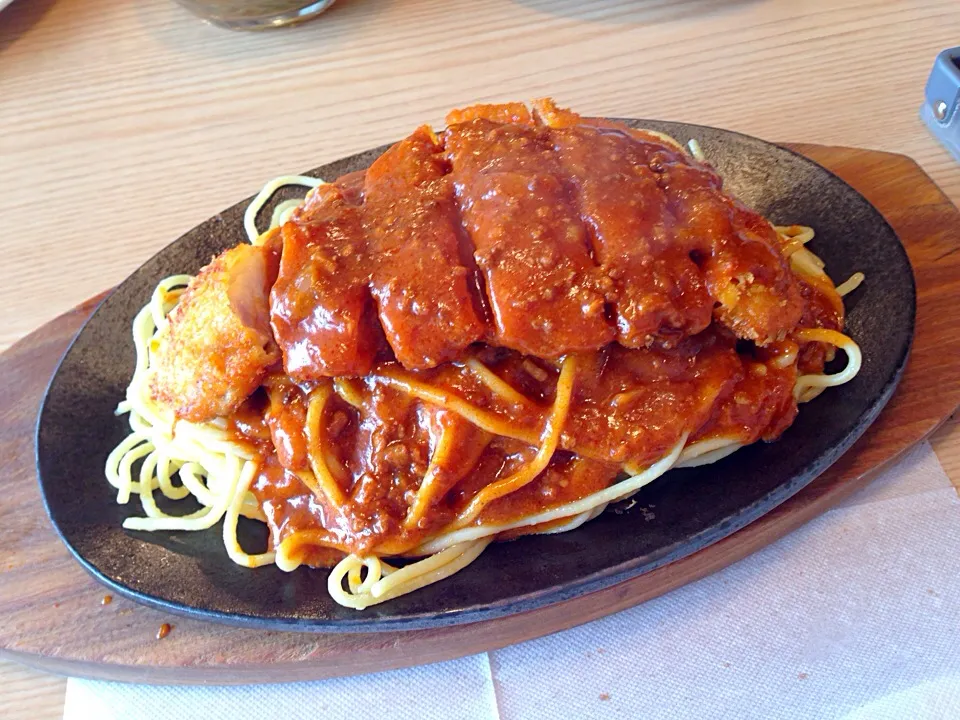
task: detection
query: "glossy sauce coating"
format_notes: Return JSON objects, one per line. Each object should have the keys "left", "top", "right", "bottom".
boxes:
{"left": 446, "top": 102, "right": 534, "bottom": 126}
{"left": 162, "top": 102, "right": 850, "bottom": 568}
{"left": 445, "top": 117, "right": 615, "bottom": 357}
{"left": 363, "top": 126, "right": 486, "bottom": 369}
{"left": 549, "top": 125, "right": 714, "bottom": 347}
{"left": 269, "top": 183, "right": 381, "bottom": 380}
{"left": 654, "top": 157, "right": 804, "bottom": 344}
{"left": 564, "top": 332, "right": 744, "bottom": 467}
{"left": 237, "top": 332, "right": 806, "bottom": 562}
{"left": 165, "top": 101, "right": 813, "bottom": 409}
{"left": 796, "top": 276, "right": 844, "bottom": 373}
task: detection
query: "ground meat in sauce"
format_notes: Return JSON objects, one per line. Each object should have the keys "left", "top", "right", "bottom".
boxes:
{"left": 161, "top": 101, "right": 847, "bottom": 562}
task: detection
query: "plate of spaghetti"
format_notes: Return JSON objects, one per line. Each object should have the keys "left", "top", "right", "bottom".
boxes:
{"left": 37, "top": 100, "right": 914, "bottom": 631}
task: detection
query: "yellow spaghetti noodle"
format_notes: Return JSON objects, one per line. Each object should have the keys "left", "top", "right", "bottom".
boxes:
{"left": 244, "top": 174, "right": 325, "bottom": 243}
{"left": 304, "top": 383, "right": 348, "bottom": 508}
{"left": 108, "top": 278, "right": 262, "bottom": 537}
{"left": 452, "top": 354, "right": 577, "bottom": 528}
{"left": 404, "top": 420, "right": 462, "bottom": 530}
{"left": 465, "top": 357, "right": 535, "bottom": 408}
{"left": 371, "top": 367, "right": 540, "bottom": 445}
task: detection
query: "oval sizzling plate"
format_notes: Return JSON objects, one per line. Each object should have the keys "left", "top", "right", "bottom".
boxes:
{"left": 36, "top": 120, "right": 915, "bottom": 632}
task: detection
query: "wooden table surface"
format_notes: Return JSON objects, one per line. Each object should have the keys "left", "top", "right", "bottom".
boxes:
{"left": 3, "top": 0, "right": 960, "bottom": 716}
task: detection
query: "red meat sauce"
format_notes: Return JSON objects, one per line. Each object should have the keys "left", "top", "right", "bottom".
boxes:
{"left": 227, "top": 328, "right": 808, "bottom": 564}
{"left": 154, "top": 101, "right": 847, "bottom": 564}
{"left": 268, "top": 103, "right": 809, "bottom": 383}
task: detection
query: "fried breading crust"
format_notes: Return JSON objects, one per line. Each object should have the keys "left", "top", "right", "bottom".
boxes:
{"left": 151, "top": 242, "right": 280, "bottom": 422}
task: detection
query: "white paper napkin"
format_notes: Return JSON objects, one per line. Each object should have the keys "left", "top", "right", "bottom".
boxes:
{"left": 64, "top": 441, "right": 960, "bottom": 720}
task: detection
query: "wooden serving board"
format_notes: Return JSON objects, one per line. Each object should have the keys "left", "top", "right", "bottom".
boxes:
{"left": 2, "top": 143, "right": 959, "bottom": 685}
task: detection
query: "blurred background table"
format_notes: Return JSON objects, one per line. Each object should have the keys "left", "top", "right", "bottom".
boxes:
{"left": 3, "top": 0, "right": 960, "bottom": 716}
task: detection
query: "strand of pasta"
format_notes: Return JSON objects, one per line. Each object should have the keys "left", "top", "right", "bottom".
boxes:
{"left": 270, "top": 198, "right": 305, "bottom": 229}
{"left": 243, "top": 175, "right": 325, "bottom": 243}
{"left": 333, "top": 378, "right": 364, "bottom": 408}
{"left": 836, "top": 272, "right": 865, "bottom": 297}
{"left": 777, "top": 225, "right": 864, "bottom": 315}
{"left": 793, "top": 328, "right": 862, "bottom": 403}
{"left": 371, "top": 367, "right": 540, "bottom": 445}
{"left": 123, "top": 444, "right": 245, "bottom": 532}
{"left": 451, "top": 355, "right": 577, "bottom": 528}
{"left": 622, "top": 436, "right": 742, "bottom": 476}
{"left": 367, "top": 547, "right": 482, "bottom": 601}
{"left": 414, "top": 435, "right": 688, "bottom": 556}
{"left": 223, "top": 460, "right": 277, "bottom": 568}
{"left": 673, "top": 437, "right": 744, "bottom": 469}
{"left": 528, "top": 504, "right": 608, "bottom": 536}
{"left": 326, "top": 540, "right": 492, "bottom": 610}
{"left": 369, "top": 541, "right": 488, "bottom": 600}
{"left": 135, "top": 451, "right": 186, "bottom": 518}
{"left": 633, "top": 128, "right": 686, "bottom": 152}
{"left": 105, "top": 432, "right": 152, "bottom": 504}
{"left": 687, "top": 138, "right": 706, "bottom": 162}
{"left": 776, "top": 224, "right": 816, "bottom": 257}
{"left": 107, "top": 276, "right": 265, "bottom": 534}
{"left": 154, "top": 453, "right": 189, "bottom": 501}
{"left": 304, "top": 383, "right": 348, "bottom": 507}
{"left": 464, "top": 357, "right": 535, "bottom": 408}
{"left": 403, "top": 420, "right": 458, "bottom": 530}
{"left": 275, "top": 529, "right": 323, "bottom": 572}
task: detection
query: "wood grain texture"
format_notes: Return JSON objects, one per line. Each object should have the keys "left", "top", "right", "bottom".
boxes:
{"left": 0, "top": 144, "right": 958, "bottom": 685}
{"left": 4, "top": 0, "right": 960, "bottom": 711}
{"left": 3, "top": 0, "right": 960, "bottom": 358}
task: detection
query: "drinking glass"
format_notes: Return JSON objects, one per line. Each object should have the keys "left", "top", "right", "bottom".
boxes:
{"left": 173, "top": 0, "right": 337, "bottom": 30}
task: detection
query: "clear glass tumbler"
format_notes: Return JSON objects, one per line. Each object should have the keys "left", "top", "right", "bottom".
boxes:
{"left": 173, "top": 0, "right": 337, "bottom": 30}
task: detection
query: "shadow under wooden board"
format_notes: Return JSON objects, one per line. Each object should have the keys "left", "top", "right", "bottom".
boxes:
{"left": 1, "top": 143, "right": 958, "bottom": 684}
